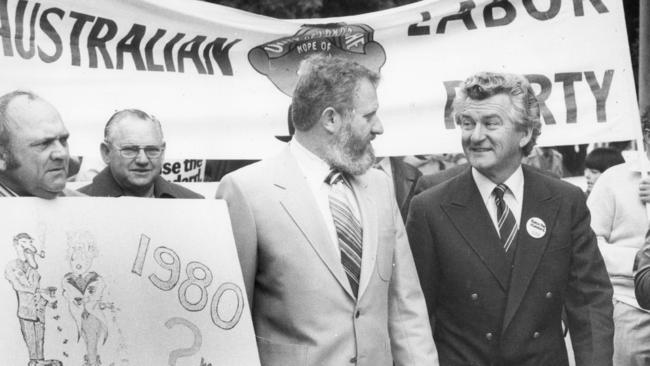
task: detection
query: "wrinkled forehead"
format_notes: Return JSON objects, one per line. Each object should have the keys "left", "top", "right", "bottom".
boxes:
{"left": 5, "top": 96, "right": 67, "bottom": 141}
{"left": 351, "top": 78, "right": 379, "bottom": 112}
{"left": 455, "top": 93, "right": 514, "bottom": 118}
{"left": 108, "top": 115, "right": 164, "bottom": 145}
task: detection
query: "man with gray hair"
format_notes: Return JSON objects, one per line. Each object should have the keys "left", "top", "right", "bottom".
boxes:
{"left": 79, "top": 109, "right": 202, "bottom": 198}
{"left": 217, "top": 54, "right": 437, "bottom": 366}
{"left": 407, "top": 72, "right": 613, "bottom": 366}
{"left": 0, "top": 90, "right": 81, "bottom": 198}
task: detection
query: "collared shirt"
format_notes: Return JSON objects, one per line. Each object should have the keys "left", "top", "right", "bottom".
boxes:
{"left": 472, "top": 166, "right": 524, "bottom": 232}
{"left": 374, "top": 157, "right": 395, "bottom": 194}
{"left": 0, "top": 179, "right": 84, "bottom": 198}
{"left": 289, "top": 139, "right": 362, "bottom": 254}
{"left": 0, "top": 180, "right": 19, "bottom": 196}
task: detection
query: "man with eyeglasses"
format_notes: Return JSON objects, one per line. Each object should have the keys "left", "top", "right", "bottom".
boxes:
{"left": 78, "top": 109, "right": 202, "bottom": 198}
{"left": 0, "top": 90, "right": 83, "bottom": 198}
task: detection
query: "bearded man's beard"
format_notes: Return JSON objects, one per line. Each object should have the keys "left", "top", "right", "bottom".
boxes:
{"left": 324, "top": 123, "right": 375, "bottom": 176}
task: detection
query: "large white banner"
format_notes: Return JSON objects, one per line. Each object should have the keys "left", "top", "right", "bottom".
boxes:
{"left": 0, "top": 0, "right": 638, "bottom": 158}
{"left": 0, "top": 198, "right": 259, "bottom": 366}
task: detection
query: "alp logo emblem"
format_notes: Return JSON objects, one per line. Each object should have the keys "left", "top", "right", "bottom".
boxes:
{"left": 248, "top": 23, "right": 386, "bottom": 140}
{"left": 248, "top": 22, "right": 386, "bottom": 97}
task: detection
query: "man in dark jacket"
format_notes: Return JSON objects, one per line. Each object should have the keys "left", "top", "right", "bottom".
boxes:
{"left": 406, "top": 71, "right": 613, "bottom": 366}
{"left": 79, "top": 109, "right": 202, "bottom": 198}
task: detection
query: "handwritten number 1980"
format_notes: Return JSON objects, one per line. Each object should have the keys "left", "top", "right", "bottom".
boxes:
{"left": 131, "top": 234, "right": 244, "bottom": 329}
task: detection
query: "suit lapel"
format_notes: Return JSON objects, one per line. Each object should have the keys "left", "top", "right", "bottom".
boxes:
{"left": 273, "top": 148, "right": 355, "bottom": 299}
{"left": 351, "top": 175, "right": 377, "bottom": 300}
{"left": 502, "top": 167, "right": 560, "bottom": 331}
{"left": 390, "top": 157, "right": 419, "bottom": 213}
{"left": 441, "top": 170, "right": 510, "bottom": 291}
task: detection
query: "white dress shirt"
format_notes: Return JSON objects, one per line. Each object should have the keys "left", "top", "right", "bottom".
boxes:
{"left": 289, "top": 139, "right": 362, "bottom": 255}
{"left": 472, "top": 166, "right": 524, "bottom": 232}
{"left": 374, "top": 157, "right": 395, "bottom": 194}
{"left": 0, "top": 180, "right": 18, "bottom": 196}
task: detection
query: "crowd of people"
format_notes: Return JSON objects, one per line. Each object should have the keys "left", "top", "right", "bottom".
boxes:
{"left": 1, "top": 54, "right": 649, "bottom": 366}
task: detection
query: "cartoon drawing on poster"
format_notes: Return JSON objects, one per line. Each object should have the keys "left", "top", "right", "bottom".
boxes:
{"left": 61, "top": 231, "right": 111, "bottom": 366}
{"left": 5, "top": 232, "right": 62, "bottom": 366}
{"left": 1, "top": 199, "right": 259, "bottom": 366}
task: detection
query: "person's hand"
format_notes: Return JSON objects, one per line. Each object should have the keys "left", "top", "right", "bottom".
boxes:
{"left": 639, "top": 178, "right": 650, "bottom": 204}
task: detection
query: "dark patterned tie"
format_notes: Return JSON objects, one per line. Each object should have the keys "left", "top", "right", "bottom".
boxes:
{"left": 493, "top": 184, "right": 518, "bottom": 253}
{"left": 325, "top": 169, "right": 363, "bottom": 297}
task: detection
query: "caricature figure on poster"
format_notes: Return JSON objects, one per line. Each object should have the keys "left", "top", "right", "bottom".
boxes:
{"left": 61, "top": 231, "right": 114, "bottom": 366}
{"left": 5, "top": 232, "right": 62, "bottom": 366}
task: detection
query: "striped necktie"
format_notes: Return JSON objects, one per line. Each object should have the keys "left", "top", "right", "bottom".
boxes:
{"left": 325, "top": 169, "right": 363, "bottom": 298}
{"left": 493, "top": 184, "right": 518, "bottom": 253}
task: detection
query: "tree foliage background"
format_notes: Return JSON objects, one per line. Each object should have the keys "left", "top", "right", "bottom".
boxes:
{"left": 202, "top": 0, "right": 418, "bottom": 18}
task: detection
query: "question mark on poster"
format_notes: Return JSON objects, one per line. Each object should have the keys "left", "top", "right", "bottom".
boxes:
{"left": 165, "top": 317, "right": 202, "bottom": 366}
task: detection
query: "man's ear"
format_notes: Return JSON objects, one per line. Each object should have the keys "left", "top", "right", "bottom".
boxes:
{"left": 519, "top": 127, "right": 533, "bottom": 148}
{"left": 100, "top": 142, "right": 111, "bottom": 165}
{"left": 321, "top": 107, "right": 341, "bottom": 134}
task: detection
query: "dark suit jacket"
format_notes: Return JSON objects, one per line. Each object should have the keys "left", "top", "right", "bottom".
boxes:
{"left": 78, "top": 167, "right": 204, "bottom": 198}
{"left": 414, "top": 164, "right": 469, "bottom": 196}
{"left": 389, "top": 157, "right": 422, "bottom": 222}
{"left": 414, "top": 163, "right": 561, "bottom": 197}
{"left": 406, "top": 165, "right": 613, "bottom": 366}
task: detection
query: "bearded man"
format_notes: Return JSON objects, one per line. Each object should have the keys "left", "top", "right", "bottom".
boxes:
{"left": 216, "top": 54, "right": 437, "bottom": 366}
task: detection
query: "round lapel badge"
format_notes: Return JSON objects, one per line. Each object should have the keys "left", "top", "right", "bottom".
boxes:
{"left": 526, "top": 217, "right": 546, "bottom": 239}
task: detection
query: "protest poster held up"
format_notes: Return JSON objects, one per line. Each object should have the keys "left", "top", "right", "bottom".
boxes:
{"left": 0, "top": 198, "right": 259, "bottom": 366}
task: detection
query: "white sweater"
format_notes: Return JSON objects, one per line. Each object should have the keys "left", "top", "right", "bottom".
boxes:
{"left": 587, "top": 162, "right": 648, "bottom": 309}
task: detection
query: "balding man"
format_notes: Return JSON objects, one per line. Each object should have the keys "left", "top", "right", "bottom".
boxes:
{"left": 79, "top": 109, "right": 202, "bottom": 198}
{"left": 0, "top": 90, "right": 81, "bottom": 198}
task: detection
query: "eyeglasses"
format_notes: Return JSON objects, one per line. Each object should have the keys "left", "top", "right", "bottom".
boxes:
{"left": 106, "top": 141, "right": 165, "bottom": 159}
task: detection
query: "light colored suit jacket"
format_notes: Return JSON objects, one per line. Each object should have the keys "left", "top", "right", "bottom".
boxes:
{"left": 217, "top": 146, "right": 437, "bottom": 366}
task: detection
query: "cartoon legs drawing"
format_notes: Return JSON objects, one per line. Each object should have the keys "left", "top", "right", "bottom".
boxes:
{"left": 79, "top": 312, "right": 106, "bottom": 366}
{"left": 19, "top": 317, "right": 45, "bottom": 362}
{"left": 5, "top": 232, "right": 63, "bottom": 366}
{"left": 18, "top": 316, "right": 64, "bottom": 366}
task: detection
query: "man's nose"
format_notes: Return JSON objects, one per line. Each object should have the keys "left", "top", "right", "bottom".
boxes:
{"left": 372, "top": 117, "right": 384, "bottom": 135}
{"left": 470, "top": 123, "right": 486, "bottom": 142}
{"left": 134, "top": 149, "right": 150, "bottom": 164}
{"left": 50, "top": 140, "right": 69, "bottom": 161}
